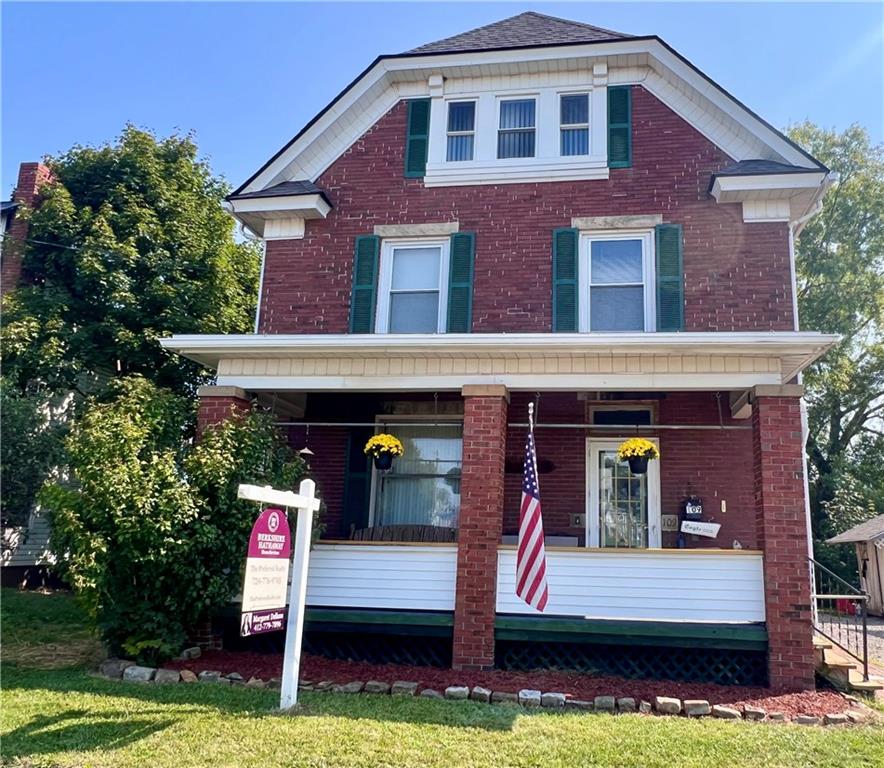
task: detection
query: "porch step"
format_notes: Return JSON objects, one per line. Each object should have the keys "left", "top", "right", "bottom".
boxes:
{"left": 812, "top": 635, "right": 832, "bottom": 651}
{"left": 816, "top": 643, "right": 884, "bottom": 696}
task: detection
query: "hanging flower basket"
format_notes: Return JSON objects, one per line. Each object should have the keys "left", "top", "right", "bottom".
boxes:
{"left": 615, "top": 438, "right": 659, "bottom": 475}
{"left": 364, "top": 434, "right": 405, "bottom": 471}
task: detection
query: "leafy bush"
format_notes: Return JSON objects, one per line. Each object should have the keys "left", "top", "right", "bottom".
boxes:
{"left": 42, "top": 377, "right": 306, "bottom": 664}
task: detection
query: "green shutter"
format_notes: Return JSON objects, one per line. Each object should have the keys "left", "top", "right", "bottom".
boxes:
{"left": 655, "top": 223, "right": 684, "bottom": 332}
{"left": 447, "top": 232, "right": 475, "bottom": 333}
{"left": 552, "top": 228, "right": 579, "bottom": 332}
{"left": 341, "top": 427, "right": 373, "bottom": 535}
{"left": 608, "top": 86, "right": 632, "bottom": 168}
{"left": 404, "top": 99, "right": 431, "bottom": 178}
{"left": 349, "top": 235, "right": 380, "bottom": 334}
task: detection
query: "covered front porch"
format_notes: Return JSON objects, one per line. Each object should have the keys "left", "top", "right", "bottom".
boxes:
{"left": 162, "top": 331, "right": 836, "bottom": 688}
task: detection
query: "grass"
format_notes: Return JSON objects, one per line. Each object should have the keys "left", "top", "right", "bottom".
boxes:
{"left": 3, "top": 590, "right": 884, "bottom": 768}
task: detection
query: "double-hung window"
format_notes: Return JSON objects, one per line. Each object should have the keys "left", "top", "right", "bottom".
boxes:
{"left": 370, "top": 421, "right": 463, "bottom": 529}
{"left": 579, "top": 232, "right": 655, "bottom": 332}
{"left": 375, "top": 239, "right": 449, "bottom": 334}
{"left": 498, "top": 98, "right": 536, "bottom": 159}
{"left": 446, "top": 101, "right": 476, "bottom": 162}
{"left": 560, "top": 93, "right": 589, "bottom": 156}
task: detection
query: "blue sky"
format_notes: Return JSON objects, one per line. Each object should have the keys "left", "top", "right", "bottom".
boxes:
{"left": 2, "top": 2, "right": 882, "bottom": 196}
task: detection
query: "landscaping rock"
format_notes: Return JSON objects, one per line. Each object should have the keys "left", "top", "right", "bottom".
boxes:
{"left": 654, "top": 697, "right": 681, "bottom": 715}
{"left": 768, "top": 712, "right": 785, "bottom": 722}
{"left": 518, "top": 689, "right": 542, "bottom": 707}
{"left": 314, "top": 681, "right": 334, "bottom": 692}
{"left": 470, "top": 686, "right": 492, "bottom": 703}
{"left": 333, "top": 681, "right": 364, "bottom": 694}
{"left": 541, "top": 692, "right": 566, "bottom": 709}
{"left": 712, "top": 705, "right": 740, "bottom": 720}
{"left": 617, "top": 697, "right": 636, "bottom": 713}
{"left": 684, "top": 700, "right": 711, "bottom": 717}
{"left": 267, "top": 677, "right": 282, "bottom": 690}
{"left": 565, "top": 699, "right": 593, "bottom": 711}
{"left": 444, "top": 685, "right": 469, "bottom": 700}
{"left": 123, "top": 665, "right": 156, "bottom": 683}
{"left": 639, "top": 700, "right": 652, "bottom": 714}
{"left": 391, "top": 681, "right": 419, "bottom": 696}
{"left": 99, "top": 659, "right": 134, "bottom": 679}
{"left": 364, "top": 681, "right": 391, "bottom": 695}
{"left": 246, "top": 677, "right": 267, "bottom": 689}
{"left": 594, "top": 696, "right": 615, "bottom": 713}
{"left": 794, "top": 715, "right": 820, "bottom": 726}
{"left": 846, "top": 710, "right": 866, "bottom": 724}
{"left": 154, "top": 668, "right": 181, "bottom": 684}
{"left": 179, "top": 646, "right": 201, "bottom": 660}
{"left": 299, "top": 681, "right": 314, "bottom": 691}
{"left": 420, "top": 689, "right": 443, "bottom": 699}
{"left": 743, "top": 706, "right": 766, "bottom": 721}
{"left": 198, "top": 671, "right": 223, "bottom": 684}
{"left": 824, "top": 713, "right": 849, "bottom": 726}
{"left": 491, "top": 691, "right": 519, "bottom": 704}
{"left": 179, "top": 669, "right": 198, "bottom": 683}
{"left": 225, "top": 672, "right": 245, "bottom": 685}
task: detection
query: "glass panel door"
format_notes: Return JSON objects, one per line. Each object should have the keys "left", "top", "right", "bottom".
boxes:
{"left": 587, "top": 440, "right": 660, "bottom": 548}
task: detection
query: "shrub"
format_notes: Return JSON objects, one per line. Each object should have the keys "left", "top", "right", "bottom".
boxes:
{"left": 42, "top": 377, "right": 306, "bottom": 664}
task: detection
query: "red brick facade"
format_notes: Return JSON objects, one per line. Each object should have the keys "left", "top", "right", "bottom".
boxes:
{"left": 257, "top": 86, "right": 794, "bottom": 336}
{"left": 453, "top": 388, "right": 509, "bottom": 670}
{"left": 752, "top": 395, "right": 815, "bottom": 690}
{"left": 2, "top": 162, "right": 53, "bottom": 295}
{"left": 195, "top": 388, "right": 252, "bottom": 438}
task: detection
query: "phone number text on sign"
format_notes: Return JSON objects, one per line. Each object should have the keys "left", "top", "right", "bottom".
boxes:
{"left": 241, "top": 508, "right": 292, "bottom": 636}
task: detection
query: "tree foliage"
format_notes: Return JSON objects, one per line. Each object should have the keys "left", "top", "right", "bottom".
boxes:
{"left": 789, "top": 123, "right": 884, "bottom": 575}
{"left": 2, "top": 125, "right": 260, "bottom": 397}
{"left": 42, "top": 377, "right": 306, "bottom": 664}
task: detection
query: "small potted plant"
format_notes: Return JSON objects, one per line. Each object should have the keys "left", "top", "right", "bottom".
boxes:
{"left": 616, "top": 438, "right": 660, "bottom": 475}
{"left": 364, "top": 433, "right": 404, "bottom": 471}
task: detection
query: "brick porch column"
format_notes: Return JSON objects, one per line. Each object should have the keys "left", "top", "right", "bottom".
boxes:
{"left": 452, "top": 384, "right": 509, "bottom": 670}
{"left": 196, "top": 385, "right": 252, "bottom": 439}
{"left": 752, "top": 388, "right": 815, "bottom": 690}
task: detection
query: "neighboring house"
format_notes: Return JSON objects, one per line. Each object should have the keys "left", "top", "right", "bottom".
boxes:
{"left": 828, "top": 515, "right": 884, "bottom": 617}
{"left": 162, "top": 13, "right": 839, "bottom": 690}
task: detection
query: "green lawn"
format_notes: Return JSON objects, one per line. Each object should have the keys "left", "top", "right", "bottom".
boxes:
{"left": 3, "top": 589, "right": 884, "bottom": 768}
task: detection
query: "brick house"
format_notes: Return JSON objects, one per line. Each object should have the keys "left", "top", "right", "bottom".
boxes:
{"left": 163, "top": 13, "right": 838, "bottom": 690}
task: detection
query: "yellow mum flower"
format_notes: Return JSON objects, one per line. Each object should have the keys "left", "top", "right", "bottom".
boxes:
{"left": 615, "top": 438, "right": 659, "bottom": 462}
{"left": 364, "top": 433, "right": 405, "bottom": 458}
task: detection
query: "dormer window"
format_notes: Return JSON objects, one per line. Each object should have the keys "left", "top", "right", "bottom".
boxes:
{"left": 560, "top": 94, "right": 590, "bottom": 156}
{"left": 446, "top": 102, "right": 476, "bottom": 162}
{"left": 498, "top": 99, "right": 536, "bottom": 159}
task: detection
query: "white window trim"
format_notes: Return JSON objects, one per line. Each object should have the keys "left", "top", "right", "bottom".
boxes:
{"left": 445, "top": 99, "right": 477, "bottom": 162}
{"left": 578, "top": 229, "right": 656, "bottom": 333}
{"left": 586, "top": 437, "right": 661, "bottom": 549}
{"left": 367, "top": 414, "right": 464, "bottom": 528}
{"left": 496, "top": 95, "right": 538, "bottom": 160}
{"left": 559, "top": 91, "right": 591, "bottom": 157}
{"left": 375, "top": 238, "right": 451, "bottom": 334}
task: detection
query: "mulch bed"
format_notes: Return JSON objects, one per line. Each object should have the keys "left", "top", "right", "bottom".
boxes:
{"left": 164, "top": 650, "right": 851, "bottom": 717}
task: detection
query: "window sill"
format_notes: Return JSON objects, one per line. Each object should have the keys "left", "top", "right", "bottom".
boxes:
{"left": 424, "top": 158, "right": 609, "bottom": 187}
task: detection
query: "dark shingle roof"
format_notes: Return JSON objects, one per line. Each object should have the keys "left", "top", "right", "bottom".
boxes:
{"left": 714, "top": 159, "right": 824, "bottom": 177}
{"left": 1, "top": 200, "right": 17, "bottom": 213}
{"left": 407, "top": 12, "right": 632, "bottom": 54}
{"left": 227, "top": 180, "right": 325, "bottom": 201}
{"left": 827, "top": 514, "right": 884, "bottom": 545}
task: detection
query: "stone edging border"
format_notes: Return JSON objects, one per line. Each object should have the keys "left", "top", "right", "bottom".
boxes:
{"left": 98, "top": 659, "right": 870, "bottom": 727}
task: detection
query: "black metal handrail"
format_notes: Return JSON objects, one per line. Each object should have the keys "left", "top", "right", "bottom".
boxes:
{"left": 809, "top": 557, "right": 869, "bottom": 681}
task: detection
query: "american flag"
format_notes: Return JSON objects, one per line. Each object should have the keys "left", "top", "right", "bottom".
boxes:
{"left": 516, "top": 424, "right": 549, "bottom": 612}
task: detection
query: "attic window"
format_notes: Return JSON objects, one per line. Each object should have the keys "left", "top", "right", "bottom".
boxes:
{"left": 560, "top": 94, "right": 590, "bottom": 156}
{"left": 498, "top": 99, "right": 536, "bottom": 159}
{"left": 446, "top": 102, "right": 475, "bottom": 162}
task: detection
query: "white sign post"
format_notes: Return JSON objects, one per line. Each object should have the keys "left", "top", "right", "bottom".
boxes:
{"left": 237, "top": 479, "right": 320, "bottom": 710}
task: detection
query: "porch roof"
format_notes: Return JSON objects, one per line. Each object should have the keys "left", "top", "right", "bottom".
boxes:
{"left": 161, "top": 331, "right": 837, "bottom": 392}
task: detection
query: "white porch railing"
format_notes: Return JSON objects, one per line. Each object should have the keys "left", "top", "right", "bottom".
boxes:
{"left": 306, "top": 543, "right": 458, "bottom": 611}
{"left": 496, "top": 547, "right": 766, "bottom": 623}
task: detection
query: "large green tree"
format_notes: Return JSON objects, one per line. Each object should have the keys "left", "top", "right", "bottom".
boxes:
{"left": 788, "top": 123, "right": 884, "bottom": 575}
{"left": 2, "top": 125, "right": 260, "bottom": 397}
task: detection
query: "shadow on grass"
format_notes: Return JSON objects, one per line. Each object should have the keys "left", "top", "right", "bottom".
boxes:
{"left": 3, "top": 665, "right": 521, "bottom": 732}
{"left": 1, "top": 708, "right": 176, "bottom": 760}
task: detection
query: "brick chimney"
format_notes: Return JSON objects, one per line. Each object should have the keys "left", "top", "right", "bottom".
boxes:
{"left": 1, "top": 162, "right": 54, "bottom": 296}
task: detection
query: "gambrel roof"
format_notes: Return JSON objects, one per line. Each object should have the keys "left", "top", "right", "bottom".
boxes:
{"left": 407, "top": 12, "right": 633, "bottom": 54}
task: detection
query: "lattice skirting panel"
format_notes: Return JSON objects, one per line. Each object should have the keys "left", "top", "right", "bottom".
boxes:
{"left": 303, "top": 630, "right": 453, "bottom": 668}
{"left": 495, "top": 640, "right": 768, "bottom": 686}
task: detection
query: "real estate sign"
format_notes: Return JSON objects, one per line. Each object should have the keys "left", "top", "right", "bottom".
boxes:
{"left": 240, "top": 507, "right": 291, "bottom": 636}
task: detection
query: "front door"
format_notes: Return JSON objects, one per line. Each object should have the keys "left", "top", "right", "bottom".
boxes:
{"left": 587, "top": 439, "right": 661, "bottom": 548}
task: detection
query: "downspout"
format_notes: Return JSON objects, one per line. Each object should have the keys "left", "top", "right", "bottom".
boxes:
{"left": 222, "top": 200, "right": 267, "bottom": 334}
